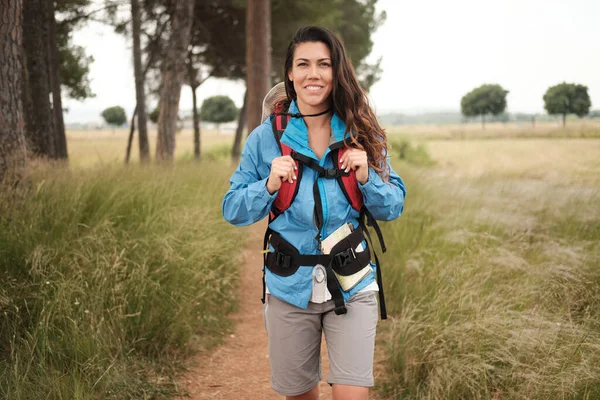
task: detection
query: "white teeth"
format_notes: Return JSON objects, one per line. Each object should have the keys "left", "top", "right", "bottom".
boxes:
{"left": 306, "top": 86, "right": 322, "bottom": 91}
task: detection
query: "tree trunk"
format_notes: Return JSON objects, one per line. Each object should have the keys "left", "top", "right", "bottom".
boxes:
{"left": 125, "top": 104, "right": 137, "bottom": 164}
{"left": 131, "top": 0, "right": 149, "bottom": 163}
{"left": 124, "top": 27, "right": 163, "bottom": 165}
{"left": 48, "top": 0, "right": 68, "bottom": 160}
{"left": 246, "top": 0, "right": 271, "bottom": 133}
{"left": 0, "top": 0, "right": 28, "bottom": 181}
{"left": 232, "top": 89, "right": 247, "bottom": 163}
{"left": 22, "top": 0, "right": 56, "bottom": 159}
{"left": 156, "top": 1, "right": 195, "bottom": 163}
{"left": 191, "top": 84, "right": 201, "bottom": 160}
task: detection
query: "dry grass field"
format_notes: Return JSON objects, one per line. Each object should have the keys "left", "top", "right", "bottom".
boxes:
{"left": 3, "top": 123, "right": 598, "bottom": 399}
{"left": 66, "top": 128, "right": 233, "bottom": 167}
{"left": 386, "top": 120, "right": 600, "bottom": 140}
{"left": 377, "top": 126, "right": 600, "bottom": 399}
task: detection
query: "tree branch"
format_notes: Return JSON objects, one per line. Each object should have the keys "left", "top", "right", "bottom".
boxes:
{"left": 57, "top": 1, "right": 130, "bottom": 27}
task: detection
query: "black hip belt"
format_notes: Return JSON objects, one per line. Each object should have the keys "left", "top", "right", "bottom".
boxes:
{"left": 264, "top": 227, "right": 378, "bottom": 316}
{"left": 265, "top": 228, "right": 371, "bottom": 277}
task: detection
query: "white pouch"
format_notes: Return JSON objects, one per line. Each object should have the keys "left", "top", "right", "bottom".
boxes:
{"left": 321, "top": 223, "right": 373, "bottom": 291}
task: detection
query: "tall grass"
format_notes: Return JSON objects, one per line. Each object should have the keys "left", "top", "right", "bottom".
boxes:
{"left": 386, "top": 120, "right": 600, "bottom": 141}
{"left": 377, "top": 144, "right": 600, "bottom": 399}
{"left": 0, "top": 160, "right": 243, "bottom": 399}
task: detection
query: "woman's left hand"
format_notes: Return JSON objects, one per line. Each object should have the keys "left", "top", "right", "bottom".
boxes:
{"left": 340, "top": 148, "right": 369, "bottom": 184}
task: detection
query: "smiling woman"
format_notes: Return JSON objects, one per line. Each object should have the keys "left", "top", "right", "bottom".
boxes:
{"left": 223, "top": 26, "right": 407, "bottom": 400}
{"left": 287, "top": 41, "right": 333, "bottom": 115}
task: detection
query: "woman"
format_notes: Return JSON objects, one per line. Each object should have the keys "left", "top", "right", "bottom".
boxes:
{"left": 222, "top": 26, "right": 406, "bottom": 400}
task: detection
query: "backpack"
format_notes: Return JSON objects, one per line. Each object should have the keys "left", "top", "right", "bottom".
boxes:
{"left": 263, "top": 104, "right": 388, "bottom": 319}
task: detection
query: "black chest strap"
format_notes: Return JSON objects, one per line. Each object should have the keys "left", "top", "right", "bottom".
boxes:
{"left": 291, "top": 151, "right": 351, "bottom": 248}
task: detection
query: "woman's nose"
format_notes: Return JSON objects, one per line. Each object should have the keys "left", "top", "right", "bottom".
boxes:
{"left": 307, "top": 64, "right": 320, "bottom": 79}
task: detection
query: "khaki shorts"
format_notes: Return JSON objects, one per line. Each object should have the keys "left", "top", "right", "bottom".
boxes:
{"left": 262, "top": 290, "right": 378, "bottom": 397}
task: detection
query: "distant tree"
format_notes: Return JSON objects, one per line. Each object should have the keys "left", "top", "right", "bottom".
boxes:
{"left": 22, "top": 0, "right": 57, "bottom": 158}
{"left": 21, "top": 0, "right": 96, "bottom": 162}
{"left": 149, "top": 107, "right": 160, "bottom": 124}
{"left": 200, "top": 96, "right": 238, "bottom": 132}
{"left": 246, "top": 0, "right": 271, "bottom": 133}
{"left": 589, "top": 110, "right": 600, "bottom": 119}
{"left": 57, "top": 39, "right": 94, "bottom": 100}
{"left": 123, "top": 0, "right": 385, "bottom": 161}
{"left": 149, "top": 107, "right": 185, "bottom": 127}
{"left": 156, "top": 1, "right": 195, "bottom": 162}
{"left": 0, "top": 0, "right": 28, "bottom": 181}
{"left": 461, "top": 84, "right": 509, "bottom": 129}
{"left": 185, "top": 51, "right": 209, "bottom": 160}
{"left": 130, "top": 0, "right": 149, "bottom": 163}
{"left": 47, "top": 0, "right": 68, "bottom": 159}
{"left": 543, "top": 82, "right": 591, "bottom": 126}
{"left": 101, "top": 106, "right": 127, "bottom": 129}
{"left": 231, "top": 90, "right": 247, "bottom": 163}
{"left": 54, "top": 0, "right": 95, "bottom": 101}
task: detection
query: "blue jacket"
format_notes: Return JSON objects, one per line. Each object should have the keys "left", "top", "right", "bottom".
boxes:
{"left": 222, "top": 100, "right": 406, "bottom": 309}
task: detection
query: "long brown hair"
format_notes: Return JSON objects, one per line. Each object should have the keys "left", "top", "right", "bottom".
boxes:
{"left": 284, "top": 26, "right": 389, "bottom": 180}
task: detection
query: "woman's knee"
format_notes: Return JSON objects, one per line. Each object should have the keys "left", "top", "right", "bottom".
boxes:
{"left": 286, "top": 384, "right": 319, "bottom": 400}
{"left": 332, "top": 384, "right": 369, "bottom": 400}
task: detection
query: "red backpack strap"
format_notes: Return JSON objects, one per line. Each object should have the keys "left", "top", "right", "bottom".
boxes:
{"left": 331, "top": 147, "right": 363, "bottom": 212}
{"left": 269, "top": 114, "right": 302, "bottom": 221}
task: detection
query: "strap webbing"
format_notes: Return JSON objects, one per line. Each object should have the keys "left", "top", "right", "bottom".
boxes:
{"left": 362, "top": 207, "right": 387, "bottom": 253}
{"left": 326, "top": 265, "right": 347, "bottom": 315}
{"left": 292, "top": 151, "right": 349, "bottom": 246}
{"left": 262, "top": 227, "right": 272, "bottom": 304}
{"left": 359, "top": 210, "right": 387, "bottom": 320}
{"left": 266, "top": 229, "right": 369, "bottom": 269}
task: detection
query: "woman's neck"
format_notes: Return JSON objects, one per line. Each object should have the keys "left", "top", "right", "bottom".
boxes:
{"left": 296, "top": 99, "right": 332, "bottom": 134}
{"left": 304, "top": 113, "right": 331, "bottom": 134}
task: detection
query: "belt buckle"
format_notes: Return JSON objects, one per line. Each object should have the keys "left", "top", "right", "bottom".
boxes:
{"left": 334, "top": 247, "right": 356, "bottom": 268}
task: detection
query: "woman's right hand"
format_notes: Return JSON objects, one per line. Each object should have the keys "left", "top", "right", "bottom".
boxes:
{"left": 266, "top": 155, "right": 297, "bottom": 194}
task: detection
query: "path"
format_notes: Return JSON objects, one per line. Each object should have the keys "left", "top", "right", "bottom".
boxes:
{"left": 175, "top": 222, "right": 334, "bottom": 400}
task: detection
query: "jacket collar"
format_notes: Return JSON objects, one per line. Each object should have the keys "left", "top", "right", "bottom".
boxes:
{"left": 280, "top": 99, "right": 348, "bottom": 162}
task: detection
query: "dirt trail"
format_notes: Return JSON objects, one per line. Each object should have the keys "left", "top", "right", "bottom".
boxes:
{"left": 176, "top": 222, "right": 334, "bottom": 400}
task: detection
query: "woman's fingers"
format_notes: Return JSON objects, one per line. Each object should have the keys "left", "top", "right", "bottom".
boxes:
{"left": 340, "top": 150, "right": 367, "bottom": 172}
{"left": 272, "top": 156, "right": 297, "bottom": 183}
{"left": 273, "top": 166, "right": 293, "bottom": 183}
{"left": 282, "top": 155, "right": 298, "bottom": 170}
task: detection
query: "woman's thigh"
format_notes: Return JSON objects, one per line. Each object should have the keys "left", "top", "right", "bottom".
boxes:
{"left": 322, "top": 290, "right": 379, "bottom": 388}
{"left": 263, "top": 294, "right": 324, "bottom": 397}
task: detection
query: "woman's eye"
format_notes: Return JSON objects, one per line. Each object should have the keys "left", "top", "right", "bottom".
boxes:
{"left": 297, "top": 62, "right": 307, "bottom": 67}
{"left": 321, "top": 63, "right": 331, "bottom": 67}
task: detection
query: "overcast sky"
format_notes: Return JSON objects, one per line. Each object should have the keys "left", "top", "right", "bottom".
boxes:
{"left": 63, "top": 0, "right": 600, "bottom": 123}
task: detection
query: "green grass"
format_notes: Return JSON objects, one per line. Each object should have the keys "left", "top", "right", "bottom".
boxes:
{"left": 0, "top": 159, "right": 243, "bottom": 399}
{"left": 376, "top": 141, "right": 600, "bottom": 399}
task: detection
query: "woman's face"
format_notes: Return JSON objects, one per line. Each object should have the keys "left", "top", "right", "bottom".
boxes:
{"left": 288, "top": 41, "right": 333, "bottom": 113}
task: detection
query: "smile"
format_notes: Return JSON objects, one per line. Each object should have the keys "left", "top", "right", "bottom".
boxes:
{"left": 305, "top": 85, "right": 323, "bottom": 92}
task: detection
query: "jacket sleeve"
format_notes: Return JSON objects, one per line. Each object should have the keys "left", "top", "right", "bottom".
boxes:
{"left": 222, "top": 128, "right": 278, "bottom": 226}
{"left": 357, "top": 156, "right": 406, "bottom": 221}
